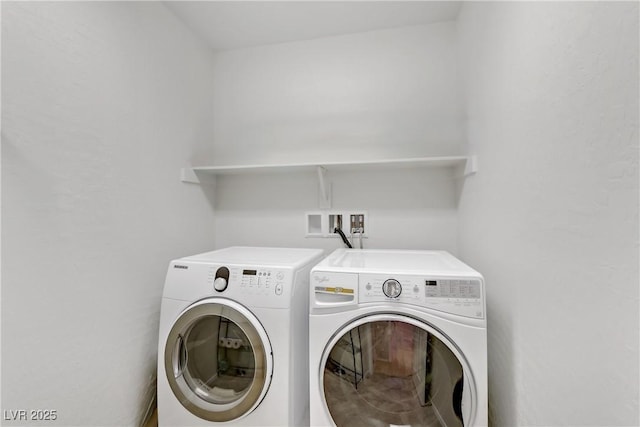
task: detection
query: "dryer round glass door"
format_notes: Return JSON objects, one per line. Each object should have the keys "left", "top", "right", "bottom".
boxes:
{"left": 164, "top": 298, "right": 273, "bottom": 422}
{"left": 320, "top": 314, "right": 475, "bottom": 427}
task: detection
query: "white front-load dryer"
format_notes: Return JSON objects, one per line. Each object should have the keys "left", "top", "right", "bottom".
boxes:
{"left": 158, "top": 246, "right": 324, "bottom": 426}
{"left": 309, "top": 249, "right": 488, "bottom": 427}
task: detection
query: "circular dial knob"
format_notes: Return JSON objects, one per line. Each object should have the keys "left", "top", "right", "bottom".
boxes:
{"left": 382, "top": 279, "right": 402, "bottom": 298}
{"left": 213, "top": 277, "right": 228, "bottom": 292}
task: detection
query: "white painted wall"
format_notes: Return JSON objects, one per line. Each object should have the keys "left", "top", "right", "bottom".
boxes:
{"left": 457, "top": 2, "right": 639, "bottom": 426}
{"left": 2, "top": 2, "right": 216, "bottom": 425}
{"left": 213, "top": 168, "right": 459, "bottom": 253}
{"left": 210, "top": 23, "right": 463, "bottom": 252}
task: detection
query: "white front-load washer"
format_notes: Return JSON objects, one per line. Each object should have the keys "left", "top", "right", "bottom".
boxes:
{"left": 158, "top": 246, "right": 324, "bottom": 427}
{"left": 309, "top": 249, "right": 488, "bottom": 427}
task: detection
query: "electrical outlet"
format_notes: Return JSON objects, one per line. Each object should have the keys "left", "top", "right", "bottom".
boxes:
{"left": 305, "top": 212, "right": 323, "bottom": 237}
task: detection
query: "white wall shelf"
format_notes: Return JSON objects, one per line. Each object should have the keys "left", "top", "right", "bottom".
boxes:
{"left": 182, "top": 155, "right": 476, "bottom": 180}
{"left": 181, "top": 155, "right": 478, "bottom": 208}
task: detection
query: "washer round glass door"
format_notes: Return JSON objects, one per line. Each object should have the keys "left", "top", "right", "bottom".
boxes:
{"left": 164, "top": 298, "right": 273, "bottom": 422}
{"left": 321, "top": 314, "right": 475, "bottom": 427}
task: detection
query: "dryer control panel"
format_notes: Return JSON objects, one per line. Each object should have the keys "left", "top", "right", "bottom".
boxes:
{"left": 359, "top": 274, "right": 484, "bottom": 319}
{"left": 203, "top": 265, "right": 293, "bottom": 308}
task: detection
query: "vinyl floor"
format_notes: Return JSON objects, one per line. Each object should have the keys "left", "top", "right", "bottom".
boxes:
{"left": 143, "top": 409, "right": 157, "bottom": 427}
{"left": 323, "top": 369, "right": 441, "bottom": 427}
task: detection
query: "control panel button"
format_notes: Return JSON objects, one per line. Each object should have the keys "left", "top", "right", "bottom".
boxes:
{"left": 275, "top": 283, "right": 283, "bottom": 295}
{"left": 276, "top": 271, "right": 284, "bottom": 280}
{"left": 382, "top": 279, "right": 402, "bottom": 298}
{"left": 214, "top": 277, "right": 228, "bottom": 292}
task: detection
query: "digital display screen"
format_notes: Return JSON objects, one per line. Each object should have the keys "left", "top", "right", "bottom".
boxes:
{"left": 425, "top": 280, "right": 438, "bottom": 286}
{"left": 243, "top": 269, "right": 257, "bottom": 276}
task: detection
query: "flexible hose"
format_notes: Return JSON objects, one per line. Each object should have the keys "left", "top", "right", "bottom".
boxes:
{"left": 334, "top": 227, "right": 353, "bottom": 248}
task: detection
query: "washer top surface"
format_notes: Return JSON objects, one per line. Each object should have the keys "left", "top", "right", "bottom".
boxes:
{"left": 181, "top": 246, "right": 324, "bottom": 268}
{"left": 314, "top": 249, "right": 480, "bottom": 276}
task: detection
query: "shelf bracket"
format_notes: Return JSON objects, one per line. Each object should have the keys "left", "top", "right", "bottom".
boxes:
{"left": 181, "top": 167, "right": 200, "bottom": 184}
{"left": 464, "top": 155, "right": 478, "bottom": 177}
{"left": 316, "top": 166, "right": 331, "bottom": 209}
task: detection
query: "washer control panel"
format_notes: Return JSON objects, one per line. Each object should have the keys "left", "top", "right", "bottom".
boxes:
{"left": 360, "top": 274, "right": 484, "bottom": 319}
{"left": 382, "top": 279, "right": 402, "bottom": 298}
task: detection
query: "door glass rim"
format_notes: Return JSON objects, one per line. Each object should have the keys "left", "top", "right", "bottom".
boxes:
{"left": 164, "top": 297, "right": 273, "bottom": 422}
{"left": 318, "top": 312, "right": 476, "bottom": 426}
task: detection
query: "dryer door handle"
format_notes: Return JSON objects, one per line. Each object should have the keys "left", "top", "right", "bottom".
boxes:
{"left": 173, "top": 335, "right": 188, "bottom": 378}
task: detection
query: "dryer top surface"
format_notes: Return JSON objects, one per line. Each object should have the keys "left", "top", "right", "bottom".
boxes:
{"left": 180, "top": 246, "right": 325, "bottom": 268}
